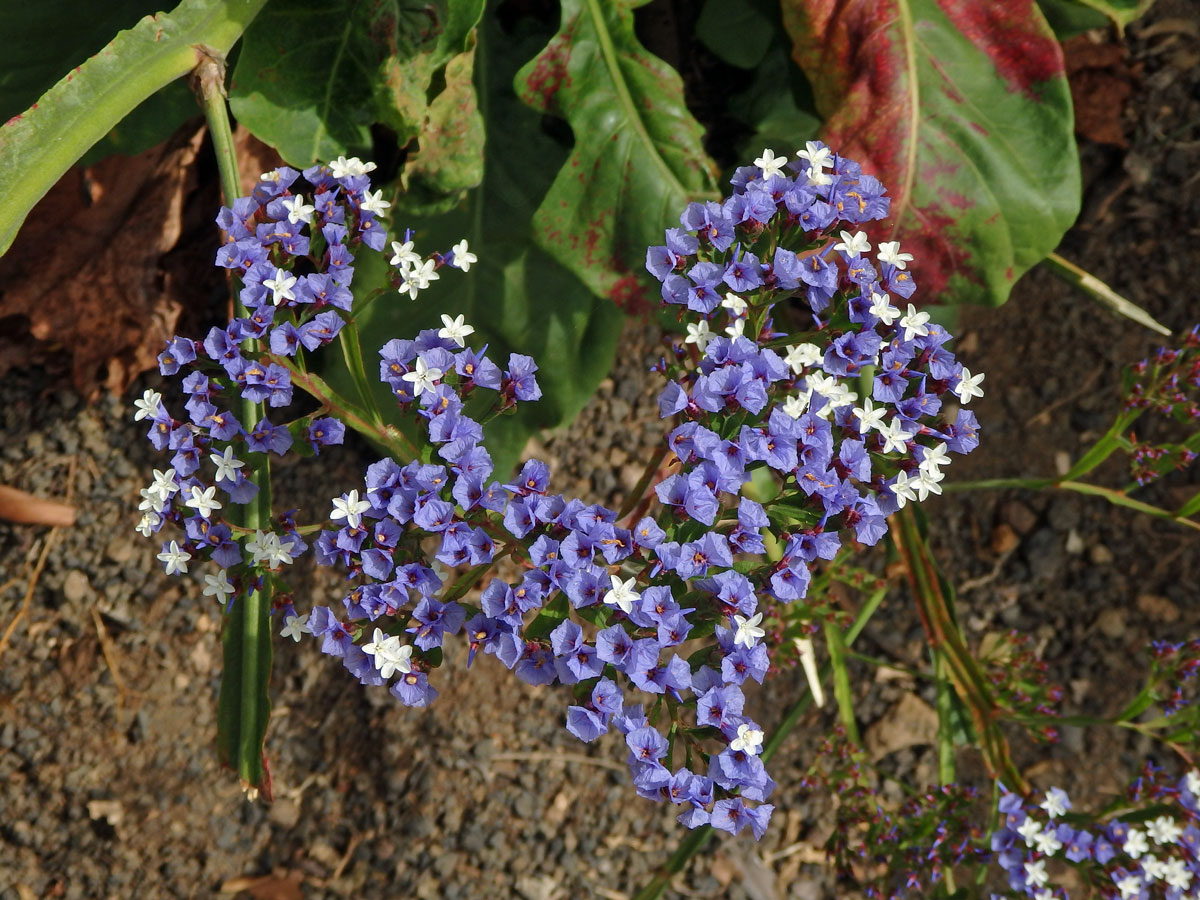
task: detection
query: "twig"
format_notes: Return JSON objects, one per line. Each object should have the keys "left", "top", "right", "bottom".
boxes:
{"left": 90, "top": 606, "right": 129, "bottom": 705}
{"left": 0, "top": 538, "right": 53, "bottom": 661}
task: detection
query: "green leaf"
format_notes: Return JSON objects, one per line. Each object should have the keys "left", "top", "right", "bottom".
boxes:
{"left": 80, "top": 80, "right": 201, "bottom": 166}
{"left": 1177, "top": 490, "right": 1200, "bottom": 520}
{"left": 695, "top": 0, "right": 776, "bottom": 69}
{"left": 1045, "top": 0, "right": 1155, "bottom": 33}
{"left": 0, "top": 0, "right": 267, "bottom": 257}
{"left": 230, "top": 0, "right": 486, "bottom": 178}
{"left": 330, "top": 12, "right": 624, "bottom": 477}
{"left": 514, "top": 0, "right": 719, "bottom": 309}
{"left": 1036, "top": 0, "right": 1110, "bottom": 37}
{"left": 730, "top": 41, "right": 821, "bottom": 164}
{"left": 525, "top": 592, "right": 570, "bottom": 642}
{"left": 781, "top": 0, "right": 1080, "bottom": 307}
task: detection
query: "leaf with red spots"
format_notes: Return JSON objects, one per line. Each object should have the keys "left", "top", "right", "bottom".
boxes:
{"left": 514, "top": 0, "right": 720, "bottom": 309}
{"left": 782, "top": 0, "right": 1080, "bottom": 306}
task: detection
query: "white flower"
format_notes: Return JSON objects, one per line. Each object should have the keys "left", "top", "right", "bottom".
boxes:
{"left": 918, "top": 442, "right": 951, "bottom": 473}
{"left": 1023, "top": 859, "right": 1048, "bottom": 888}
{"left": 1188, "top": 769, "right": 1200, "bottom": 796}
{"left": 852, "top": 397, "right": 887, "bottom": 433}
{"left": 814, "top": 382, "right": 856, "bottom": 418}
{"left": 438, "top": 313, "right": 475, "bottom": 348}
{"left": 912, "top": 467, "right": 944, "bottom": 501}
{"left": 782, "top": 393, "right": 810, "bottom": 419}
{"left": 954, "top": 367, "right": 985, "bottom": 404}
{"left": 797, "top": 141, "right": 832, "bottom": 171}
{"left": 725, "top": 317, "right": 745, "bottom": 339}
{"left": 1033, "top": 829, "right": 1062, "bottom": 855}
{"left": 389, "top": 240, "right": 421, "bottom": 271}
{"left": 362, "top": 627, "right": 399, "bottom": 657}
{"left": 376, "top": 643, "right": 413, "bottom": 679}
{"left": 1123, "top": 827, "right": 1149, "bottom": 859}
{"left": 360, "top": 188, "right": 390, "bottom": 216}
{"left": 1141, "top": 856, "right": 1166, "bottom": 881}
{"left": 603, "top": 575, "right": 640, "bottom": 614}
{"left": 1116, "top": 874, "right": 1143, "bottom": 899}
{"left": 732, "top": 612, "right": 765, "bottom": 648}
{"left": 399, "top": 258, "right": 439, "bottom": 300}
{"left": 833, "top": 230, "right": 871, "bottom": 257}
{"left": 401, "top": 357, "right": 444, "bottom": 397}
{"left": 138, "top": 486, "right": 167, "bottom": 514}
{"left": 898, "top": 303, "right": 930, "bottom": 342}
{"left": 877, "top": 240, "right": 913, "bottom": 270}
{"left": 450, "top": 239, "right": 477, "bottom": 272}
{"left": 184, "top": 485, "right": 223, "bottom": 519}
{"left": 135, "top": 511, "right": 160, "bottom": 538}
{"left": 721, "top": 292, "right": 747, "bottom": 316}
{"left": 280, "top": 613, "right": 311, "bottom": 642}
{"left": 889, "top": 471, "right": 918, "bottom": 509}
{"left": 1033, "top": 891, "right": 1053, "bottom": 900}
{"left": 133, "top": 388, "right": 162, "bottom": 422}
{"left": 211, "top": 446, "right": 245, "bottom": 483}
{"left": 730, "top": 723, "right": 764, "bottom": 755}
{"left": 754, "top": 148, "right": 788, "bottom": 179}
{"left": 869, "top": 291, "right": 900, "bottom": 326}
{"left": 263, "top": 267, "right": 298, "bottom": 305}
{"left": 247, "top": 530, "right": 292, "bottom": 569}
{"left": 1164, "top": 858, "right": 1193, "bottom": 891}
{"left": 685, "top": 320, "right": 714, "bottom": 351}
{"left": 331, "top": 489, "right": 372, "bottom": 530}
{"left": 151, "top": 467, "right": 180, "bottom": 497}
{"left": 157, "top": 540, "right": 191, "bottom": 576}
{"left": 202, "top": 570, "right": 235, "bottom": 602}
{"left": 783, "top": 343, "right": 822, "bottom": 374}
{"left": 878, "top": 419, "right": 914, "bottom": 454}
{"left": 260, "top": 169, "right": 283, "bottom": 183}
{"left": 1146, "top": 815, "right": 1182, "bottom": 845}
{"left": 329, "top": 156, "right": 376, "bottom": 179}
{"left": 281, "top": 194, "right": 315, "bottom": 225}
{"left": 1016, "top": 816, "right": 1042, "bottom": 847}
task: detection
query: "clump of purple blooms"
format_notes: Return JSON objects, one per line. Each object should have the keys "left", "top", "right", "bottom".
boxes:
{"left": 139, "top": 142, "right": 988, "bottom": 839}
{"left": 991, "top": 770, "right": 1200, "bottom": 899}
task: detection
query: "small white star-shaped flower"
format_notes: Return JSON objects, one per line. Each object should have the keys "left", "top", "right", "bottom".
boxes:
{"left": 151, "top": 468, "right": 180, "bottom": 497}
{"left": 1146, "top": 815, "right": 1183, "bottom": 845}
{"left": 202, "top": 570, "right": 235, "bottom": 602}
{"left": 879, "top": 419, "right": 915, "bottom": 454}
{"left": 1023, "top": 859, "right": 1048, "bottom": 889}
{"left": 754, "top": 148, "right": 788, "bottom": 179}
{"left": 451, "top": 239, "right": 477, "bottom": 272}
{"left": 852, "top": 397, "right": 887, "bottom": 433}
{"left": 282, "top": 194, "right": 315, "bottom": 225}
{"left": 919, "top": 442, "right": 951, "bottom": 473}
{"left": 280, "top": 613, "right": 311, "bottom": 642}
{"left": 438, "top": 313, "right": 475, "bottom": 348}
{"left": 783, "top": 343, "right": 822, "bottom": 374}
{"left": 782, "top": 392, "right": 810, "bottom": 419}
{"left": 401, "top": 357, "right": 444, "bottom": 397}
{"left": 730, "top": 723, "right": 764, "bottom": 755}
{"left": 133, "top": 388, "right": 162, "bottom": 422}
{"left": 1033, "top": 828, "right": 1062, "bottom": 855}
{"left": 211, "top": 446, "right": 245, "bottom": 483}
{"left": 157, "top": 540, "right": 191, "bottom": 576}
{"left": 898, "top": 303, "right": 931, "bottom": 342}
{"left": 833, "top": 230, "right": 871, "bottom": 257}
{"left": 797, "top": 141, "right": 832, "bottom": 171}
{"left": 685, "top": 320, "right": 714, "bottom": 351}
{"left": 360, "top": 188, "right": 390, "bottom": 216}
{"left": 331, "top": 489, "right": 372, "bottom": 530}
{"left": 135, "top": 511, "right": 160, "bottom": 537}
{"left": 889, "top": 471, "right": 918, "bottom": 509}
{"left": 877, "top": 240, "right": 914, "bottom": 270}
{"left": 721, "top": 292, "right": 747, "bottom": 316}
{"left": 1163, "top": 858, "right": 1192, "bottom": 891}
{"left": 732, "top": 612, "right": 765, "bottom": 648}
{"left": 1116, "top": 874, "right": 1143, "bottom": 899}
{"left": 868, "top": 291, "right": 900, "bottom": 326}
{"left": 1040, "top": 787, "right": 1070, "bottom": 818}
{"left": 954, "top": 367, "right": 985, "bottom": 404}
{"left": 912, "top": 467, "right": 944, "bottom": 501}
{"left": 138, "top": 486, "right": 167, "bottom": 514}
{"left": 184, "top": 485, "right": 223, "bottom": 519}
{"left": 329, "top": 156, "right": 376, "bottom": 179}
{"left": 1016, "top": 816, "right": 1042, "bottom": 847}
{"left": 603, "top": 575, "right": 640, "bottom": 614}
{"left": 399, "top": 258, "right": 439, "bottom": 300}
{"left": 725, "top": 317, "right": 745, "bottom": 339}
{"left": 1142, "top": 856, "right": 1166, "bottom": 881}
{"left": 247, "top": 530, "right": 292, "bottom": 568}
{"left": 1187, "top": 769, "right": 1200, "bottom": 795}
{"left": 1123, "top": 827, "right": 1149, "bottom": 859}
{"left": 376, "top": 643, "right": 413, "bottom": 679}
{"left": 390, "top": 240, "right": 421, "bottom": 271}
{"left": 263, "top": 267, "right": 298, "bottom": 306}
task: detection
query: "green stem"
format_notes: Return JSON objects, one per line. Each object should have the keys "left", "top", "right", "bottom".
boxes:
{"left": 1042, "top": 251, "right": 1171, "bottom": 336}
{"left": 825, "top": 618, "right": 859, "bottom": 744}
{"left": 339, "top": 321, "right": 384, "bottom": 427}
{"left": 198, "top": 54, "right": 272, "bottom": 790}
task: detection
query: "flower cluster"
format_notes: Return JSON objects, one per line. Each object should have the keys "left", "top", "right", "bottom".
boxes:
{"left": 991, "top": 774, "right": 1200, "bottom": 899}
{"left": 1123, "top": 325, "right": 1200, "bottom": 485}
{"left": 979, "top": 629, "right": 1065, "bottom": 743}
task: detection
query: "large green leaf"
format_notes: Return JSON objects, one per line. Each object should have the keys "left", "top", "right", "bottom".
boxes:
{"left": 781, "top": 0, "right": 1080, "bottom": 307}
{"left": 229, "top": 0, "right": 485, "bottom": 176}
{"left": 1050, "top": 0, "right": 1155, "bottom": 32}
{"left": 514, "top": 0, "right": 719, "bottom": 309}
{"left": 0, "top": 0, "right": 266, "bottom": 257}
{"left": 328, "top": 11, "right": 623, "bottom": 478}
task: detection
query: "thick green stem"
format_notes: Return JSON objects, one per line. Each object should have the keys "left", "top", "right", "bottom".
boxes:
{"left": 198, "top": 56, "right": 272, "bottom": 790}
{"left": 825, "top": 619, "right": 859, "bottom": 744}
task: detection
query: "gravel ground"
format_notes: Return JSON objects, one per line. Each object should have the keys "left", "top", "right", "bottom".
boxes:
{"left": 3, "top": 5, "right": 1200, "bottom": 899}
